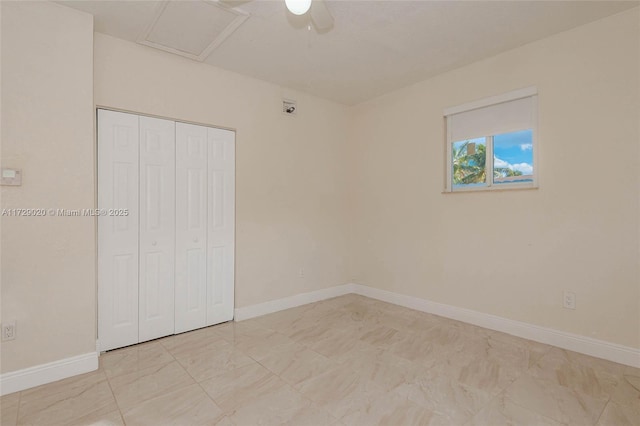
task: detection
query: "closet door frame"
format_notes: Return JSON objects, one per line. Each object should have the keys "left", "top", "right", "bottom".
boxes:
{"left": 97, "top": 107, "right": 236, "bottom": 351}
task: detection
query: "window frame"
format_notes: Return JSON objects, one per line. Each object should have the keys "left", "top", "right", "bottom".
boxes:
{"left": 444, "top": 87, "right": 538, "bottom": 193}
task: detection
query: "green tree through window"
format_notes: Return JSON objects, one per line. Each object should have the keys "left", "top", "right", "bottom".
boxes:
{"left": 453, "top": 140, "right": 522, "bottom": 186}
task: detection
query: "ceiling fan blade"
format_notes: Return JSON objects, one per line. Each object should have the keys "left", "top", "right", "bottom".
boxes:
{"left": 310, "top": 0, "right": 334, "bottom": 31}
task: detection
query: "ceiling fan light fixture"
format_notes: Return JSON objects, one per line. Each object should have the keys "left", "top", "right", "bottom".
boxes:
{"left": 285, "top": 0, "right": 312, "bottom": 15}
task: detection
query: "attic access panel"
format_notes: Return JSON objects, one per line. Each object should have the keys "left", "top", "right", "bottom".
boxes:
{"left": 138, "top": 0, "right": 249, "bottom": 62}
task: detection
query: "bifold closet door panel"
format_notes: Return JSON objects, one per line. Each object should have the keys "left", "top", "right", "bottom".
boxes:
{"left": 138, "top": 116, "right": 176, "bottom": 342}
{"left": 97, "top": 109, "right": 140, "bottom": 352}
{"left": 207, "top": 128, "right": 235, "bottom": 325}
{"left": 175, "top": 122, "right": 208, "bottom": 333}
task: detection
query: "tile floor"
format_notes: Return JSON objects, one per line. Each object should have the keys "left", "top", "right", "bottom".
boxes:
{"left": 2, "top": 294, "right": 639, "bottom": 425}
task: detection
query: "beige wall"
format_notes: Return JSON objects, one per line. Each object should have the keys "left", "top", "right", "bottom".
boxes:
{"left": 348, "top": 8, "right": 640, "bottom": 348}
{"left": 1, "top": 1, "right": 638, "bottom": 378}
{"left": 93, "top": 33, "right": 351, "bottom": 311}
{"left": 1, "top": 2, "right": 350, "bottom": 375}
{"left": 1, "top": 2, "right": 95, "bottom": 372}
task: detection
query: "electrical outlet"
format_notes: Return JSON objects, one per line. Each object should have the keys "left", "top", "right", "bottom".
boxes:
{"left": 298, "top": 268, "right": 305, "bottom": 278}
{"left": 563, "top": 291, "right": 576, "bottom": 310}
{"left": 2, "top": 321, "right": 16, "bottom": 341}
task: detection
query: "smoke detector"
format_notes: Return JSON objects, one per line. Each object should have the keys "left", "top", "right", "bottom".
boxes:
{"left": 283, "top": 99, "right": 297, "bottom": 116}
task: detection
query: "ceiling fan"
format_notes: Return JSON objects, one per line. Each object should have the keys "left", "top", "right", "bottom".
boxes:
{"left": 222, "top": 0, "right": 334, "bottom": 32}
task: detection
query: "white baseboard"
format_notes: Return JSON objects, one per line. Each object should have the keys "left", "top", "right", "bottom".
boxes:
{"left": 349, "top": 284, "right": 640, "bottom": 368}
{"left": 234, "top": 284, "right": 355, "bottom": 321}
{"left": 0, "top": 352, "right": 98, "bottom": 396}
{"left": 7, "top": 282, "right": 634, "bottom": 396}
{"left": 235, "top": 282, "right": 640, "bottom": 368}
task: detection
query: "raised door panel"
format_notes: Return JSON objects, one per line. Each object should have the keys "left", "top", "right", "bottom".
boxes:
{"left": 138, "top": 116, "right": 176, "bottom": 342}
{"left": 175, "top": 122, "right": 208, "bottom": 333}
{"left": 97, "top": 109, "right": 139, "bottom": 351}
{"left": 206, "top": 128, "right": 235, "bottom": 325}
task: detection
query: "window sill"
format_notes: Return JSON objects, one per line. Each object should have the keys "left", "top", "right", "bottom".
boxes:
{"left": 441, "top": 185, "right": 539, "bottom": 194}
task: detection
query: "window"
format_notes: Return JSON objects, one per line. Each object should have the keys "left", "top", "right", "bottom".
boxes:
{"left": 444, "top": 87, "right": 537, "bottom": 192}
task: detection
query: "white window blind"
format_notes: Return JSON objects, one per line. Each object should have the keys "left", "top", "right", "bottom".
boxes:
{"left": 448, "top": 95, "right": 535, "bottom": 142}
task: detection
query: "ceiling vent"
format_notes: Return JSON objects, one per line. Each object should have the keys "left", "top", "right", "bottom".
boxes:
{"left": 138, "top": 0, "right": 249, "bottom": 62}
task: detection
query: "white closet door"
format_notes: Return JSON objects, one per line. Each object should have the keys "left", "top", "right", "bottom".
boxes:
{"left": 175, "top": 122, "right": 208, "bottom": 333}
{"left": 98, "top": 109, "right": 140, "bottom": 351}
{"left": 138, "top": 116, "right": 176, "bottom": 342}
{"left": 207, "top": 128, "right": 235, "bottom": 325}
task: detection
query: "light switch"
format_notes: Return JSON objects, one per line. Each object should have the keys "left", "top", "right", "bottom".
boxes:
{"left": 1, "top": 168, "right": 22, "bottom": 186}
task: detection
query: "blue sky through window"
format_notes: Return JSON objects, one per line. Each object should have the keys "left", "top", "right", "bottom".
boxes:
{"left": 493, "top": 129, "right": 533, "bottom": 175}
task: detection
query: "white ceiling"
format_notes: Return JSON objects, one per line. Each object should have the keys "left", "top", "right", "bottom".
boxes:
{"left": 59, "top": 0, "right": 638, "bottom": 105}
